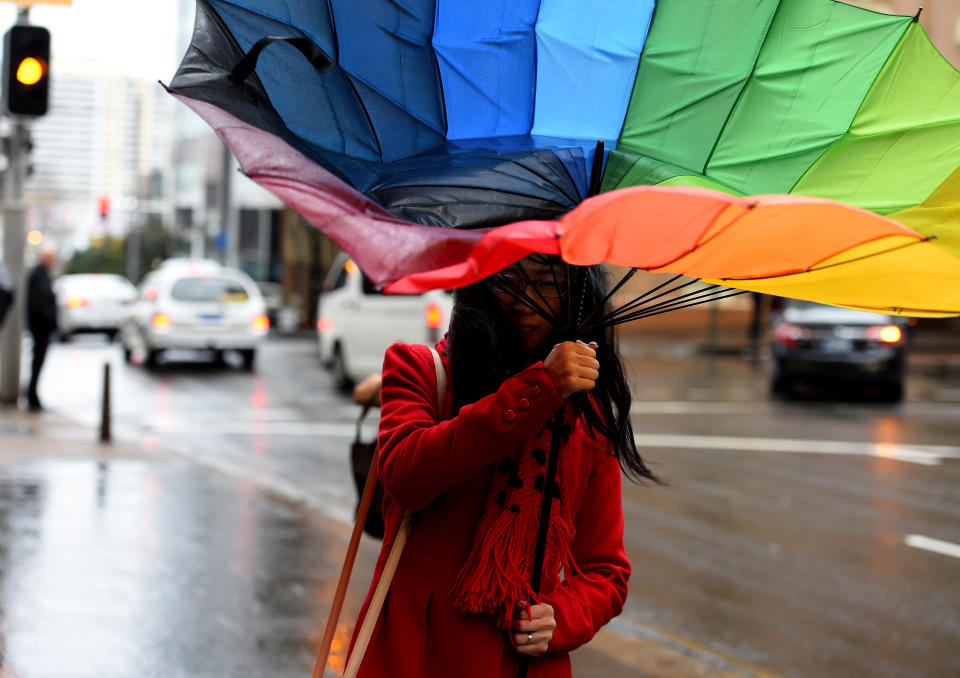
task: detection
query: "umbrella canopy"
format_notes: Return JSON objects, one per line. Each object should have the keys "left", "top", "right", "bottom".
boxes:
{"left": 167, "top": 0, "right": 960, "bottom": 316}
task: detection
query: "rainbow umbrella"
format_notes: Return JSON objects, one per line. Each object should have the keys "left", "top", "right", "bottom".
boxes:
{"left": 167, "top": 0, "right": 960, "bottom": 318}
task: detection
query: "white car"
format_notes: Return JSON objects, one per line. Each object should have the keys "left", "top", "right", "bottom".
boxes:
{"left": 316, "top": 252, "right": 453, "bottom": 390}
{"left": 121, "top": 259, "right": 269, "bottom": 369}
{"left": 55, "top": 273, "right": 137, "bottom": 341}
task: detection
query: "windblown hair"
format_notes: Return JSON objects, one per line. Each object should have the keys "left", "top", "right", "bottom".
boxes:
{"left": 446, "top": 258, "right": 660, "bottom": 484}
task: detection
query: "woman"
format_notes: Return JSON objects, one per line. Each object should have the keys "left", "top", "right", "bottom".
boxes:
{"left": 349, "top": 255, "right": 658, "bottom": 677}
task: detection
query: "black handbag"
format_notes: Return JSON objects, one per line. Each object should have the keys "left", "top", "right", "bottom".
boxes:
{"left": 350, "top": 402, "right": 385, "bottom": 539}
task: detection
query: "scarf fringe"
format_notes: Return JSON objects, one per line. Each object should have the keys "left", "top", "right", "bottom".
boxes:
{"left": 451, "top": 506, "right": 576, "bottom": 629}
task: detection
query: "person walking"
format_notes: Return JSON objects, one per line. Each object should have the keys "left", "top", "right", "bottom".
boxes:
{"left": 25, "top": 248, "right": 57, "bottom": 411}
{"left": 346, "top": 254, "right": 659, "bottom": 678}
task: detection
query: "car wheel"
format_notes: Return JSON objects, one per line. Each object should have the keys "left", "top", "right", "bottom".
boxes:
{"left": 240, "top": 349, "right": 256, "bottom": 371}
{"left": 145, "top": 349, "right": 162, "bottom": 370}
{"left": 881, "top": 382, "right": 904, "bottom": 403}
{"left": 770, "top": 359, "right": 790, "bottom": 398}
{"left": 332, "top": 344, "right": 354, "bottom": 392}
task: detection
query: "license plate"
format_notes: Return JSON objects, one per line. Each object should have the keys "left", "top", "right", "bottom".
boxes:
{"left": 198, "top": 314, "right": 222, "bottom": 324}
{"left": 819, "top": 338, "right": 852, "bottom": 353}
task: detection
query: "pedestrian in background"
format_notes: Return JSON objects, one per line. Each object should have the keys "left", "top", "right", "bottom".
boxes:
{"left": 0, "top": 262, "right": 14, "bottom": 330}
{"left": 347, "top": 254, "right": 659, "bottom": 677}
{"left": 25, "top": 248, "right": 57, "bottom": 411}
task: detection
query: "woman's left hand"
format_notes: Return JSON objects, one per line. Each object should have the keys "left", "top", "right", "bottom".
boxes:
{"left": 510, "top": 600, "right": 556, "bottom": 656}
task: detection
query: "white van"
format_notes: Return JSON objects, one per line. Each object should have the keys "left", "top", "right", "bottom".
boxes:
{"left": 316, "top": 252, "right": 453, "bottom": 390}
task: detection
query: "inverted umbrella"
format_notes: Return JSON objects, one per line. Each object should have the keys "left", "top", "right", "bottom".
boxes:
{"left": 167, "top": 0, "right": 960, "bottom": 318}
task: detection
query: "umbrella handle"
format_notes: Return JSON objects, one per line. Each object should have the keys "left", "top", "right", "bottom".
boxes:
{"left": 229, "top": 36, "right": 334, "bottom": 86}
{"left": 517, "top": 408, "right": 566, "bottom": 678}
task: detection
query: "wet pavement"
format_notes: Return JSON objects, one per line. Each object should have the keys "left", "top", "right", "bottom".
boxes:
{"left": 0, "top": 326, "right": 958, "bottom": 677}
{"left": 0, "top": 410, "right": 718, "bottom": 678}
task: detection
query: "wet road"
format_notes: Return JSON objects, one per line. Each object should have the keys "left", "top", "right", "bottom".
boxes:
{"left": 9, "top": 332, "right": 960, "bottom": 677}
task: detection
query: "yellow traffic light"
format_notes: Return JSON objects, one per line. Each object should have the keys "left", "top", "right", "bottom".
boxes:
{"left": 16, "top": 57, "right": 44, "bottom": 86}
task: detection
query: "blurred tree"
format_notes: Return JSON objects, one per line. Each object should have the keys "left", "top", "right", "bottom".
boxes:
{"left": 65, "top": 236, "right": 126, "bottom": 276}
{"left": 66, "top": 217, "right": 181, "bottom": 282}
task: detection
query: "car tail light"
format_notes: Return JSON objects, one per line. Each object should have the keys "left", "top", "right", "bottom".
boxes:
{"left": 65, "top": 295, "right": 89, "bottom": 309}
{"left": 867, "top": 324, "right": 902, "bottom": 344}
{"left": 317, "top": 316, "right": 334, "bottom": 332}
{"left": 151, "top": 313, "right": 172, "bottom": 331}
{"left": 251, "top": 314, "right": 270, "bottom": 332}
{"left": 772, "top": 322, "right": 810, "bottom": 348}
{"left": 425, "top": 302, "right": 444, "bottom": 329}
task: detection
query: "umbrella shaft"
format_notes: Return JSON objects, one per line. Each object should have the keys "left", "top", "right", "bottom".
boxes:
{"left": 517, "top": 408, "right": 566, "bottom": 678}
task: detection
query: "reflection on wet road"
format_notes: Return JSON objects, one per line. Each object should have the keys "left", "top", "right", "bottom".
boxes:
{"left": 7, "top": 334, "right": 960, "bottom": 677}
{"left": 0, "top": 459, "right": 372, "bottom": 677}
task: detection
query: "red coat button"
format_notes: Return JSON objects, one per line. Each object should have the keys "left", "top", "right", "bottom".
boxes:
{"left": 518, "top": 398, "right": 531, "bottom": 411}
{"left": 530, "top": 386, "right": 542, "bottom": 398}
{"left": 502, "top": 409, "right": 517, "bottom": 423}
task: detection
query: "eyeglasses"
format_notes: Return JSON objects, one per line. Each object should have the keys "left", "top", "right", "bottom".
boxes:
{"left": 489, "top": 270, "right": 567, "bottom": 300}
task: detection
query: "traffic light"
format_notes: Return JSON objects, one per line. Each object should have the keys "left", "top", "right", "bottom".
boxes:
{"left": 3, "top": 25, "right": 50, "bottom": 117}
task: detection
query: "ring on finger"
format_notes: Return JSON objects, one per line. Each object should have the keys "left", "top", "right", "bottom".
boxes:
{"left": 526, "top": 632, "right": 533, "bottom": 645}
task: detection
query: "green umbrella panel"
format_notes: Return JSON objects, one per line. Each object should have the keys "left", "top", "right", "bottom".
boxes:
{"left": 606, "top": 0, "right": 960, "bottom": 257}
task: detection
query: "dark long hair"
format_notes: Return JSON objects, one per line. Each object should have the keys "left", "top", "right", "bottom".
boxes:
{"left": 446, "top": 260, "right": 660, "bottom": 484}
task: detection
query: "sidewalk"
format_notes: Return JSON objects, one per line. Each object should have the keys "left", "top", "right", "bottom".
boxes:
{"left": 0, "top": 405, "right": 764, "bottom": 678}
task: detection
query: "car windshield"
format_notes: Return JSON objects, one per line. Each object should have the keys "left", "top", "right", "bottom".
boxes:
{"left": 170, "top": 277, "right": 249, "bottom": 303}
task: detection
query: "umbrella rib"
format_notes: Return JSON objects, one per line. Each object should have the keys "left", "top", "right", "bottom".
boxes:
{"left": 582, "top": 284, "right": 736, "bottom": 331}
{"left": 719, "top": 235, "right": 938, "bottom": 281}
{"left": 587, "top": 288, "right": 749, "bottom": 329}
{"left": 492, "top": 274, "right": 563, "bottom": 326}
{"left": 514, "top": 263, "right": 565, "bottom": 327}
{"left": 577, "top": 267, "right": 638, "bottom": 331}
{"left": 603, "top": 275, "right": 697, "bottom": 321}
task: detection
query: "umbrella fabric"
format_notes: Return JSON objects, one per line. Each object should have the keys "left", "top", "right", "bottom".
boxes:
{"left": 168, "top": 0, "right": 960, "bottom": 316}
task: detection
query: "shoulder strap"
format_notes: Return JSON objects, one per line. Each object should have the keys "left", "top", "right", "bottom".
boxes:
{"left": 429, "top": 346, "right": 447, "bottom": 418}
{"left": 341, "top": 345, "right": 445, "bottom": 678}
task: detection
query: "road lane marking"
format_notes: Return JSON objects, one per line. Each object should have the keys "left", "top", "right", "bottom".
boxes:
{"left": 631, "top": 401, "right": 960, "bottom": 416}
{"left": 634, "top": 433, "right": 960, "bottom": 465}
{"left": 905, "top": 534, "right": 960, "bottom": 559}
{"left": 132, "top": 418, "right": 959, "bottom": 465}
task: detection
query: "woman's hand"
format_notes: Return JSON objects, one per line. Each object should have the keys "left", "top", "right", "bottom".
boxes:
{"left": 544, "top": 340, "right": 599, "bottom": 399}
{"left": 510, "top": 600, "right": 556, "bottom": 656}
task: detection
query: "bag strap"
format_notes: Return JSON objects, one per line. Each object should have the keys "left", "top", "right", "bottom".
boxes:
{"left": 354, "top": 402, "right": 373, "bottom": 443}
{"left": 316, "top": 346, "right": 445, "bottom": 678}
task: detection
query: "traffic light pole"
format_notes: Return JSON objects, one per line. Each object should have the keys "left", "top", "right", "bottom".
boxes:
{"left": 0, "top": 119, "right": 28, "bottom": 405}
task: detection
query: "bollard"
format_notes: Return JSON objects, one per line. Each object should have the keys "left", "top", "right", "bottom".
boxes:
{"left": 100, "top": 363, "right": 111, "bottom": 443}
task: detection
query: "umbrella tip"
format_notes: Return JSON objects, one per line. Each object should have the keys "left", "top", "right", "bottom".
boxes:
{"left": 913, "top": 6, "right": 922, "bottom": 22}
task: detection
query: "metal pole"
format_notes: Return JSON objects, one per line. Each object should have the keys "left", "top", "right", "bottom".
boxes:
{"left": 99, "top": 362, "right": 111, "bottom": 442}
{"left": 0, "top": 121, "right": 29, "bottom": 405}
{"left": 125, "top": 217, "right": 141, "bottom": 283}
{"left": 220, "top": 144, "right": 238, "bottom": 267}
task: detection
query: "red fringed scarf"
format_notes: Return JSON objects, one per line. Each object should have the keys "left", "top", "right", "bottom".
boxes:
{"left": 451, "top": 403, "right": 578, "bottom": 630}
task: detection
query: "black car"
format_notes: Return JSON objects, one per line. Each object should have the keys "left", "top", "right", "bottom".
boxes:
{"left": 769, "top": 300, "right": 909, "bottom": 401}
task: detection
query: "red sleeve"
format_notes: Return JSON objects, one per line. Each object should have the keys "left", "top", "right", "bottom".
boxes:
{"left": 540, "top": 451, "right": 630, "bottom": 653}
{"left": 377, "top": 343, "right": 565, "bottom": 511}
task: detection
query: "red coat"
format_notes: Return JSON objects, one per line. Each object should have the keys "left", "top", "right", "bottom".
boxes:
{"left": 350, "top": 341, "right": 630, "bottom": 678}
